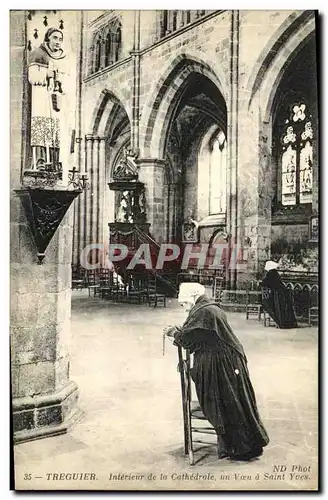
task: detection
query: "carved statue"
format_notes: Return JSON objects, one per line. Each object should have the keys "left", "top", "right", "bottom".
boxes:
{"left": 115, "top": 188, "right": 147, "bottom": 224}
{"left": 183, "top": 216, "right": 199, "bottom": 242}
{"left": 28, "top": 27, "right": 72, "bottom": 181}
{"left": 112, "top": 148, "right": 138, "bottom": 181}
{"left": 116, "top": 191, "right": 133, "bottom": 223}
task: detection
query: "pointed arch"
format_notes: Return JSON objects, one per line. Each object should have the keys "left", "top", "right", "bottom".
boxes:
{"left": 89, "top": 89, "right": 131, "bottom": 137}
{"left": 139, "top": 52, "right": 228, "bottom": 159}
{"left": 247, "top": 11, "right": 316, "bottom": 121}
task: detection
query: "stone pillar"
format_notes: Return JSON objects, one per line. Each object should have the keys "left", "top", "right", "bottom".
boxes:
{"left": 163, "top": 183, "right": 170, "bottom": 243}
{"left": 137, "top": 159, "right": 166, "bottom": 243}
{"left": 236, "top": 90, "right": 272, "bottom": 288}
{"left": 227, "top": 10, "right": 239, "bottom": 290}
{"left": 312, "top": 119, "right": 319, "bottom": 214}
{"left": 72, "top": 195, "right": 79, "bottom": 265}
{"left": 98, "top": 138, "right": 106, "bottom": 248}
{"left": 92, "top": 138, "right": 100, "bottom": 251}
{"left": 85, "top": 135, "right": 94, "bottom": 248}
{"left": 177, "top": 10, "right": 184, "bottom": 28}
{"left": 100, "top": 39, "right": 106, "bottom": 70}
{"left": 171, "top": 182, "right": 178, "bottom": 243}
{"left": 10, "top": 11, "right": 82, "bottom": 443}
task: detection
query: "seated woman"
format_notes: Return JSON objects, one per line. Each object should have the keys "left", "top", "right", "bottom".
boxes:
{"left": 164, "top": 283, "right": 269, "bottom": 461}
{"left": 262, "top": 261, "right": 298, "bottom": 329}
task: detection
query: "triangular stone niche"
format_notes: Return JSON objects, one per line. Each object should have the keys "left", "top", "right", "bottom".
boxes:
{"left": 15, "top": 187, "right": 81, "bottom": 264}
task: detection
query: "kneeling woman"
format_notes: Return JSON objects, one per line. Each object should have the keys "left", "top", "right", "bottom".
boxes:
{"left": 262, "top": 261, "right": 298, "bottom": 329}
{"left": 165, "top": 283, "right": 269, "bottom": 461}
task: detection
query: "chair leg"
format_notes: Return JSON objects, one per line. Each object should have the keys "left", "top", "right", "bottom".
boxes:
{"left": 186, "top": 386, "right": 194, "bottom": 466}
{"left": 182, "top": 399, "right": 189, "bottom": 455}
{"left": 188, "top": 436, "right": 194, "bottom": 466}
{"left": 178, "top": 350, "right": 189, "bottom": 456}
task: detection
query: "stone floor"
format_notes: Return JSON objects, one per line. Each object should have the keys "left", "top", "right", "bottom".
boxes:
{"left": 14, "top": 290, "right": 318, "bottom": 491}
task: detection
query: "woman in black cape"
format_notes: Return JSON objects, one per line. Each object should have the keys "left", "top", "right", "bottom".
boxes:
{"left": 262, "top": 261, "right": 298, "bottom": 329}
{"left": 165, "top": 283, "right": 269, "bottom": 461}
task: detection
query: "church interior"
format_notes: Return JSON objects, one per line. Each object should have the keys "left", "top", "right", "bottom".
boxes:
{"left": 10, "top": 10, "right": 318, "bottom": 490}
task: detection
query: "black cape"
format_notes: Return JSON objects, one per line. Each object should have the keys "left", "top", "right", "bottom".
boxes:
{"left": 262, "top": 270, "right": 298, "bottom": 328}
{"left": 174, "top": 295, "right": 269, "bottom": 457}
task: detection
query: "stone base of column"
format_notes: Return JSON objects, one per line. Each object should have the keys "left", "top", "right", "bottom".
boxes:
{"left": 13, "top": 381, "right": 84, "bottom": 444}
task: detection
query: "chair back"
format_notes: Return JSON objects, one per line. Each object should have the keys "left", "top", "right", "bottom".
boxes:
{"left": 213, "top": 277, "right": 224, "bottom": 304}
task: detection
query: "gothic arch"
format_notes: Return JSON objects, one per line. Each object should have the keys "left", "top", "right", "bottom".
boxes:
{"left": 140, "top": 52, "right": 228, "bottom": 159}
{"left": 90, "top": 89, "right": 131, "bottom": 137}
{"left": 247, "top": 11, "right": 316, "bottom": 121}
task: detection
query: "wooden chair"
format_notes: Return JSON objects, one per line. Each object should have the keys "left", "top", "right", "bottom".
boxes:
{"left": 85, "top": 270, "right": 101, "bottom": 297}
{"left": 177, "top": 345, "right": 216, "bottom": 466}
{"left": 124, "top": 274, "right": 144, "bottom": 304}
{"left": 98, "top": 269, "right": 119, "bottom": 300}
{"left": 146, "top": 276, "right": 166, "bottom": 307}
{"left": 308, "top": 307, "right": 319, "bottom": 326}
{"left": 246, "top": 291, "right": 263, "bottom": 320}
{"left": 308, "top": 285, "right": 318, "bottom": 326}
{"left": 104, "top": 272, "right": 126, "bottom": 302}
{"left": 263, "top": 310, "right": 277, "bottom": 327}
{"left": 71, "top": 265, "right": 85, "bottom": 290}
{"left": 212, "top": 276, "right": 224, "bottom": 304}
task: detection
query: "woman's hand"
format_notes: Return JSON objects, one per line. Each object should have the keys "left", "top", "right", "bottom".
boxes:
{"left": 163, "top": 325, "right": 176, "bottom": 337}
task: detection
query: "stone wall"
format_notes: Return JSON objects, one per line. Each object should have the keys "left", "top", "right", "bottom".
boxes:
{"left": 10, "top": 10, "right": 82, "bottom": 442}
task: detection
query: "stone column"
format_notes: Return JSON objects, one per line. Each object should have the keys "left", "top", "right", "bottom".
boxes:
{"left": 10, "top": 11, "right": 82, "bottom": 443}
{"left": 177, "top": 10, "right": 184, "bottom": 28}
{"left": 170, "top": 182, "right": 178, "bottom": 243}
{"left": 227, "top": 10, "right": 239, "bottom": 290}
{"left": 92, "top": 138, "right": 100, "bottom": 252}
{"left": 100, "top": 39, "right": 106, "bottom": 70}
{"left": 98, "top": 138, "right": 106, "bottom": 247}
{"left": 235, "top": 90, "right": 272, "bottom": 288}
{"left": 312, "top": 118, "right": 318, "bottom": 215}
{"left": 163, "top": 183, "right": 170, "bottom": 242}
{"left": 72, "top": 195, "right": 79, "bottom": 265}
{"left": 137, "top": 159, "right": 166, "bottom": 243}
{"left": 85, "top": 135, "right": 94, "bottom": 248}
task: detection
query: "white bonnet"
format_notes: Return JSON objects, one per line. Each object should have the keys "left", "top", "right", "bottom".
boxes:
{"left": 264, "top": 261, "right": 279, "bottom": 272}
{"left": 178, "top": 282, "right": 205, "bottom": 302}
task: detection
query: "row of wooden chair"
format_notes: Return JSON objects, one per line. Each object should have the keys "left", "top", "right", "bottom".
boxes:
{"left": 85, "top": 269, "right": 167, "bottom": 307}
{"left": 245, "top": 290, "right": 318, "bottom": 327}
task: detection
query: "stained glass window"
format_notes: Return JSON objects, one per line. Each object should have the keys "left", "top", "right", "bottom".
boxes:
{"left": 281, "top": 145, "right": 296, "bottom": 205}
{"left": 280, "top": 102, "right": 313, "bottom": 206}
{"left": 300, "top": 140, "right": 313, "bottom": 204}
